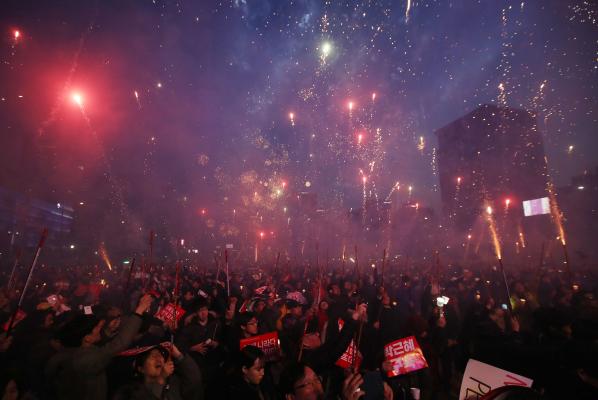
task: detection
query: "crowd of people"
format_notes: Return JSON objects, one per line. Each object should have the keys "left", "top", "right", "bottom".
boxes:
{"left": 0, "top": 254, "right": 597, "bottom": 399}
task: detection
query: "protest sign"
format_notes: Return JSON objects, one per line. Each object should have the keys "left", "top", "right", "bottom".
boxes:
{"left": 155, "top": 303, "right": 186, "bottom": 323}
{"left": 335, "top": 318, "right": 362, "bottom": 370}
{"left": 384, "top": 336, "right": 428, "bottom": 377}
{"left": 240, "top": 331, "right": 281, "bottom": 361}
{"left": 459, "top": 359, "right": 533, "bottom": 400}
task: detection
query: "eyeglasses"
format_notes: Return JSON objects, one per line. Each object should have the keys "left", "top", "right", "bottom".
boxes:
{"left": 294, "top": 375, "right": 322, "bottom": 391}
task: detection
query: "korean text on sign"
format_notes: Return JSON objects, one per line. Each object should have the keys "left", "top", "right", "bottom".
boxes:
{"left": 384, "top": 336, "right": 428, "bottom": 377}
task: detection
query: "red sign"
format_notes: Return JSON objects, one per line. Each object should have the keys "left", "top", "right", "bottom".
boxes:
{"left": 384, "top": 336, "right": 428, "bottom": 377}
{"left": 335, "top": 318, "right": 362, "bottom": 370}
{"left": 155, "top": 303, "right": 185, "bottom": 324}
{"left": 3, "top": 309, "right": 26, "bottom": 331}
{"left": 118, "top": 341, "right": 172, "bottom": 357}
{"left": 239, "top": 331, "right": 281, "bottom": 361}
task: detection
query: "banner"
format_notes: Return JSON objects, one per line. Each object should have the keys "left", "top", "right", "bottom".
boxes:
{"left": 155, "top": 303, "right": 186, "bottom": 324}
{"left": 335, "top": 318, "right": 362, "bottom": 370}
{"left": 459, "top": 359, "right": 533, "bottom": 400}
{"left": 384, "top": 336, "right": 428, "bottom": 377}
{"left": 240, "top": 331, "right": 281, "bottom": 361}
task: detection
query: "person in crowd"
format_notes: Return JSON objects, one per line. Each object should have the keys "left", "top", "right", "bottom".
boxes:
{"left": 226, "top": 345, "right": 274, "bottom": 400}
{"left": 44, "top": 294, "right": 153, "bottom": 400}
{"left": 114, "top": 343, "right": 203, "bottom": 400}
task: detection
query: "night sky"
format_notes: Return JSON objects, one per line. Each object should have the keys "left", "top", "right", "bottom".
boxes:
{"left": 0, "top": 0, "right": 596, "bottom": 254}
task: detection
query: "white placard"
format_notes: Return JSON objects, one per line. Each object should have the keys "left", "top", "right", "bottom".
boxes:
{"left": 459, "top": 359, "right": 533, "bottom": 400}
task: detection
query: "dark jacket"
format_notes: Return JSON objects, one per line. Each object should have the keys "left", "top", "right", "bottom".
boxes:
{"left": 45, "top": 314, "right": 142, "bottom": 400}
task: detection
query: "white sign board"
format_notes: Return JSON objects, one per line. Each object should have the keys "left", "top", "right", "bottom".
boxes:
{"left": 459, "top": 359, "right": 533, "bottom": 400}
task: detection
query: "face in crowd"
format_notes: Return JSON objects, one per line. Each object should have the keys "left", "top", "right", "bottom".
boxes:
{"left": 242, "top": 317, "right": 259, "bottom": 336}
{"left": 197, "top": 306, "right": 209, "bottom": 323}
{"left": 242, "top": 356, "right": 265, "bottom": 385}
{"left": 138, "top": 349, "right": 167, "bottom": 381}
{"left": 287, "top": 366, "right": 324, "bottom": 400}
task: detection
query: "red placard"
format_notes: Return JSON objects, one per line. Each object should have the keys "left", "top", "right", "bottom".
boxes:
{"left": 239, "top": 331, "right": 281, "bottom": 361}
{"left": 384, "top": 336, "right": 428, "bottom": 377}
{"left": 2, "top": 309, "right": 26, "bottom": 331}
{"left": 335, "top": 318, "right": 362, "bottom": 370}
{"left": 118, "top": 341, "right": 172, "bottom": 357}
{"left": 155, "top": 303, "right": 186, "bottom": 324}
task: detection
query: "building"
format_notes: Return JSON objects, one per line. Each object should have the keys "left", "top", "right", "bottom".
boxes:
{"left": 0, "top": 186, "right": 74, "bottom": 255}
{"left": 435, "top": 104, "right": 547, "bottom": 233}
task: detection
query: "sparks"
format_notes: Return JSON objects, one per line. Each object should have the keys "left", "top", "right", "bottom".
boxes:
{"left": 348, "top": 101, "right": 354, "bottom": 112}
{"left": 357, "top": 133, "right": 363, "bottom": 144}
{"left": 372, "top": 92, "right": 376, "bottom": 101}
{"left": 485, "top": 205, "right": 502, "bottom": 260}
{"left": 13, "top": 30, "right": 20, "bottom": 40}
{"left": 289, "top": 112, "right": 295, "bottom": 126}
{"left": 417, "top": 136, "right": 425, "bottom": 152}
{"left": 320, "top": 41, "right": 332, "bottom": 59}
{"left": 405, "top": 0, "right": 412, "bottom": 21}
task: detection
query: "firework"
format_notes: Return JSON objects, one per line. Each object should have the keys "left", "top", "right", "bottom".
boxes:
{"left": 71, "top": 92, "right": 83, "bottom": 108}
{"left": 417, "top": 136, "right": 425, "bottom": 152}
{"left": 547, "top": 182, "right": 566, "bottom": 246}
{"left": 405, "top": 0, "right": 412, "bottom": 22}
{"left": 320, "top": 41, "right": 332, "bottom": 59}
{"left": 289, "top": 112, "right": 295, "bottom": 126}
{"left": 485, "top": 206, "right": 502, "bottom": 260}
{"left": 98, "top": 242, "right": 112, "bottom": 271}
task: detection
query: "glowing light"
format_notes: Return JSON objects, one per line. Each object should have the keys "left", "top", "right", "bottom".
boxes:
{"left": 484, "top": 205, "right": 502, "bottom": 260}
{"left": 134, "top": 90, "right": 139, "bottom": 100}
{"left": 71, "top": 92, "right": 83, "bottom": 107}
{"left": 259, "top": 231, "right": 265, "bottom": 239}
{"left": 467, "top": 234, "right": 472, "bottom": 240}
{"left": 567, "top": 145, "right": 574, "bottom": 154}
{"left": 505, "top": 198, "right": 511, "bottom": 208}
{"left": 372, "top": 92, "right": 377, "bottom": 101}
{"left": 348, "top": 101, "right": 354, "bottom": 111}
{"left": 305, "top": 181, "right": 311, "bottom": 188}
{"left": 357, "top": 133, "right": 363, "bottom": 144}
{"left": 457, "top": 177, "right": 462, "bottom": 184}
{"left": 289, "top": 112, "right": 295, "bottom": 126}
{"left": 320, "top": 41, "right": 332, "bottom": 59}
{"left": 99, "top": 243, "right": 112, "bottom": 271}
{"left": 547, "top": 182, "right": 566, "bottom": 245}
{"left": 362, "top": 176, "right": 367, "bottom": 184}
{"left": 417, "top": 136, "right": 425, "bottom": 152}
{"left": 13, "top": 30, "right": 20, "bottom": 40}
{"left": 282, "top": 180, "right": 287, "bottom": 188}
{"left": 156, "top": 82, "right": 162, "bottom": 88}
{"left": 405, "top": 0, "right": 412, "bottom": 21}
